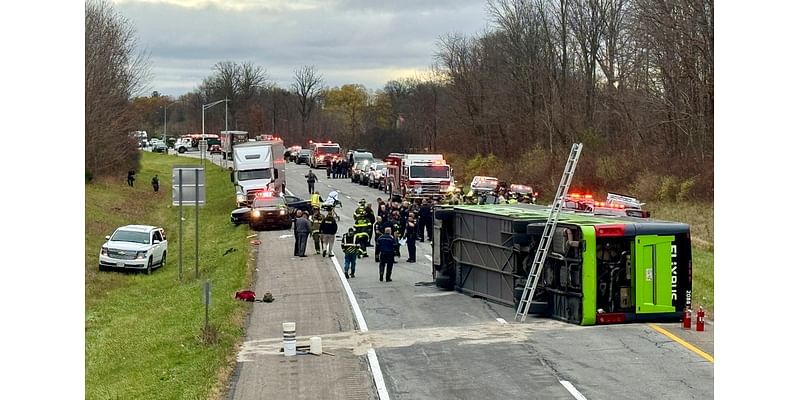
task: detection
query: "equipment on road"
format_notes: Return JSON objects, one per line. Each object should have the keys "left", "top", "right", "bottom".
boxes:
{"left": 515, "top": 143, "right": 582, "bottom": 322}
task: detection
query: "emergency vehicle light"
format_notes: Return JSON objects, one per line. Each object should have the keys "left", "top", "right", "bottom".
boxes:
{"left": 595, "top": 224, "right": 625, "bottom": 237}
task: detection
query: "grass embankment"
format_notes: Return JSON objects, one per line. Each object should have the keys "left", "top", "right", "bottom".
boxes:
{"left": 85, "top": 152, "right": 253, "bottom": 399}
{"left": 649, "top": 201, "right": 714, "bottom": 318}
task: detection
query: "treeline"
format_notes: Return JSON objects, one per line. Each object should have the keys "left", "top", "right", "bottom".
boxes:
{"left": 95, "top": 0, "right": 713, "bottom": 201}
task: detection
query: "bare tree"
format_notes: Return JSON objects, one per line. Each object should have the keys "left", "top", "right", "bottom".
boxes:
{"left": 292, "top": 65, "right": 324, "bottom": 138}
{"left": 85, "top": 0, "right": 150, "bottom": 180}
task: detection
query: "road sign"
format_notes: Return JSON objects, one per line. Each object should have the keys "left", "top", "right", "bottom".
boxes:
{"left": 172, "top": 166, "right": 206, "bottom": 206}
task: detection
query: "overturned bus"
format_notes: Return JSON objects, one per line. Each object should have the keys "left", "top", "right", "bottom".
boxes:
{"left": 431, "top": 204, "right": 692, "bottom": 325}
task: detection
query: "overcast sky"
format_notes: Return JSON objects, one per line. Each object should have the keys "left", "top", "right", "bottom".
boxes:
{"left": 113, "top": 0, "right": 491, "bottom": 97}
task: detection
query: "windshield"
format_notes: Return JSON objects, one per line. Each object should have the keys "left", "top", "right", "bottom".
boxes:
{"left": 253, "top": 197, "right": 284, "bottom": 207}
{"left": 111, "top": 230, "right": 150, "bottom": 244}
{"left": 410, "top": 166, "right": 450, "bottom": 179}
{"left": 316, "top": 146, "right": 340, "bottom": 154}
{"left": 238, "top": 169, "right": 271, "bottom": 181}
{"left": 354, "top": 154, "right": 372, "bottom": 162}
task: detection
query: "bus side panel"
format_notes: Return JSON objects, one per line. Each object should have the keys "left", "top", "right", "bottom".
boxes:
{"left": 580, "top": 226, "right": 597, "bottom": 326}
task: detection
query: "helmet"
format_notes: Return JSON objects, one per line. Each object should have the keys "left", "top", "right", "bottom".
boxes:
{"left": 359, "top": 198, "right": 366, "bottom": 206}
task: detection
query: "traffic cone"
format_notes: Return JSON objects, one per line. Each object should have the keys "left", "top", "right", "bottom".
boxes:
{"left": 682, "top": 307, "right": 692, "bottom": 329}
{"left": 696, "top": 307, "right": 705, "bottom": 332}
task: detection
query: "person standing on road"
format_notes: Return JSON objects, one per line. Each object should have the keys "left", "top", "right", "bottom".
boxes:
{"left": 320, "top": 211, "right": 338, "bottom": 257}
{"left": 376, "top": 227, "right": 397, "bottom": 282}
{"left": 293, "top": 211, "right": 312, "bottom": 257}
{"left": 326, "top": 161, "right": 333, "bottom": 179}
{"left": 365, "top": 203, "right": 376, "bottom": 247}
{"left": 405, "top": 213, "right": 417, "bottom": 263}
{"left": 310, "top": 207, "right": 323, "bottom": 255}
{"left": 127, "top": 169, "right": 136, "bottom": 187}
{"left": 418, "top": 199, "right": 433, "bottom": 242}
{"left": 305, "top": 170, "right": 318, "bottom": 194}
{"left": 311, "top": 191, "right": 322, "bottom": 209}
{"left": 341, "top": 227, "right": 360, "bottom": 278}
{"left": 151, "top": 175, "right": 159, "bottom": 192}
{"left": 373, "top": 216, "right": 384, "bottom": 258}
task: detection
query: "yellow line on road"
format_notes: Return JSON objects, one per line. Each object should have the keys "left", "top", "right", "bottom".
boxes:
{"left": 648, "top": 323, "right": 714, "bottom": 363}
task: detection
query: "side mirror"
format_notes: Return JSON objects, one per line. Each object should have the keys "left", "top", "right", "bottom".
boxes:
{"left": 230, "top": 171, "right": 234, "bottom": 183}
{"left": 105, "top": 235, "right": 111, "bottom": 240}
{"left": 153, "top": 239, "right": 161, "bottom": 244}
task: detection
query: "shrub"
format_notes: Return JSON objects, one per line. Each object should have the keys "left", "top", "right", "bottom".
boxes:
{"left": 657, "top": 176, "right": 679, "bottom": 202}
{"left": 629, "top": 170, "right": 661, "bottom": 200}
{"left": 677, "top": 177, "right": 697, "bottom": 202}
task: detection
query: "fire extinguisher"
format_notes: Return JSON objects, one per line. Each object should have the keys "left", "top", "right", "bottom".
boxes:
{"left": 696, "top": 307, "right": 705, "bottom": 332}
{"left": 683, "top": 307, "right": 692, "bottom": 329}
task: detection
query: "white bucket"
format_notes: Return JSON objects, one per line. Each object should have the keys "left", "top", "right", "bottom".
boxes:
{"left": 309, "top": 336, "right": 322, "bottom": 355}
{"left": 283, "top": 322, "right": 297, "bottom": 357}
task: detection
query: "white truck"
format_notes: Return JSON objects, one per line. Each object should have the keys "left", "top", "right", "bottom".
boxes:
{"left": 232, "top": 139, "right": 286, "bottom": 207}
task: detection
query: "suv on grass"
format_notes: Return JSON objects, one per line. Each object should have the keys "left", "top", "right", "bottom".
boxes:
{"left": 99, "top": 225, "right": 168, "bottom": 274}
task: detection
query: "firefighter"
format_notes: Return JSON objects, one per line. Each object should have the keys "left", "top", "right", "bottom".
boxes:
{"left": 353, "top": 199, "right": 371, "bottom": 258}
{"left": 310, "top": 207, "right": 323, "bottom": 255}
{"left": 341, "top": 227, "right": 360, "bottom": 278}
{"left": 365, "top": 203, "right": 376, "bottom": 246}
{"left": 373, "top": 216, "right": 384, "bottom": 262}
{"left": 507, "top": 192, "right": 519, "bottom": 204}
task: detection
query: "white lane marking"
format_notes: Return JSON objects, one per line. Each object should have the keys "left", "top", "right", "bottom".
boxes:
{"left": 560, "top": 381, "right": 588, "bottom": 400}
{"left": 368, "top": 349, "right": 391, "bottom": 400}
{"left": 330, "top": 255, "right": 391, "bottom": 400}
{"left": 330, "top": 256, "right": 368, "bottom": 332}
{"left": 496, "top": 318, "right": 508, "bottom": 324}
{"left": 279, "top": 234, "right": 293, "bottom": 239}
{"left": 346, "top": 196, "right": 352, "bottom": 199}
{"left": 414, "top": 292, "right": 456, "bottom": 298}
{"left": 424, "top": 255, "right": 433, "bottom": 261}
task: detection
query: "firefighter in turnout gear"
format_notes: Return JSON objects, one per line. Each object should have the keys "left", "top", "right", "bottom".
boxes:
{"left": 353, "top": 198, "right": 371, "bottom": 258}
{"left": 310, "top": 207, "right": 324, "bottom": 255}
{"left": 341, "top": 227, "right": 360, "bottom": 278}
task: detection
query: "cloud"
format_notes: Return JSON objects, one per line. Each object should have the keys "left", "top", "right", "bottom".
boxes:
{"left": 113, "top": 0, "right": 489, "bottom": 96}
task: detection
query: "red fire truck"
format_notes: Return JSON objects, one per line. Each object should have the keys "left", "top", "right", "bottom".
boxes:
{"left": 383, "top": 153, "right": 454, "bottom": 200}
{"left": 308, "top": 141, "right": 342, "bottom": 169}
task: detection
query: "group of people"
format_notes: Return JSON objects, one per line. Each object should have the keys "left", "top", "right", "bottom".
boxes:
{"left": 290, "top": 195, "right": 436, "bottom": 283}
{"left": 326, "top": 160, "right": 352, "bottom": 179}
{"left": 448, "top": 187, "right": 535, "bottom": 205}
{"left": 126, "top": 169, "right": 160, "bottom": 193}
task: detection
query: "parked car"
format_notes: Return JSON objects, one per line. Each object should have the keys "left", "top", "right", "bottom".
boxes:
{"left": 148, "top": 138, "right": 162, "bottom": 147}
{"left": 99, "top": 225, "right": 168, "bottom": 274}
{"left": 209, "top": 144, "right": 222, "bottom": 154}
{"left": 295, "top": 149, "right": 312, "bottom": 165}
{"left": 151, "top": 140, "right": 168, "bottom": 153}
{"left": 284, "top": 194, "right": 312, "bottom": 216}
{"left": 367, "top": 161, "right": 387, "bottom": 188}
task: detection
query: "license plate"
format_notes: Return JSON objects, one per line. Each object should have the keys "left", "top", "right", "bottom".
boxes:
{"left": 117, "top": 262, "right": 125, "bottom": 268}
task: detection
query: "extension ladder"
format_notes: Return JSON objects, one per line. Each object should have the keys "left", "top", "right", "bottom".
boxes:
{"left": 514, "top": 143, "right": 583, "bottom": 322}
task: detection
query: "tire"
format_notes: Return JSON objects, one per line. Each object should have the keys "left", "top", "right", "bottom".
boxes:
{"left": 160, "top": 251, "right": 167, "bottom": 268}
{"left": 434, "top": 208, "right": 454, "bottom": 221}
{"left": 99, "top": 263, "right": 108, "bottom": 272}
{"left": 146, "top": 257, "right": 153, "bottom": 275}
{"left": 178, "top": 147, "right": 186, "bottom": 154}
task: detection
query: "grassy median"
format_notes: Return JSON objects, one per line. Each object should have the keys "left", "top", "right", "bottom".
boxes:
{"left": 85, "top": 151, "right": 254, "bottom": 399}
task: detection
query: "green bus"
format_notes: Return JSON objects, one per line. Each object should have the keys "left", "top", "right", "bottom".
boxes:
{"left": 432, "top": 203, "right": 692, "bottom": 325}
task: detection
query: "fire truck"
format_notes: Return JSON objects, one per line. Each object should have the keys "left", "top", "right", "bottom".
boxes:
{"left": 308, "top": 141, "right": 342, "bottom": 169}
{"left": 383, "top": 153, "right": 454, "bottom": 200}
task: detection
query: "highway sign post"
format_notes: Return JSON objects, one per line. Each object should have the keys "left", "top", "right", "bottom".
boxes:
{"left": 172, "top": 166, "right": 206, "bottom": 280}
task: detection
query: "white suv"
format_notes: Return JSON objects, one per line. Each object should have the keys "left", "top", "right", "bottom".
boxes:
{"left": 99, "top": 225, "right": 168, "bottom": 274}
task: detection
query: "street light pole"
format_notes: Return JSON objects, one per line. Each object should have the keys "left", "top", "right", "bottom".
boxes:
{"left": 202, "top": 98, "right": 230, "bottom": 167}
